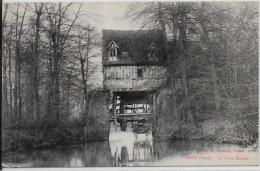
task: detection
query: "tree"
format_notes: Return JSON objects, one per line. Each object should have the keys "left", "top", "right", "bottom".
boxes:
{"left": 32, "top": 3, "right": 44, "bottom": 120}
{"left": 43, "top": 2, "right": 82, "bottom": 124}
{"left": 69, "top": 25, "right": 100, "bottom": 123}
{"left": 128, "top": 2, "right": 258, "bottom": 141}
{"left": 2, "top": 4, "right": 9, "bottom": 123}
{"left": 14, "top": 3, "right": 28, "bottom": 122}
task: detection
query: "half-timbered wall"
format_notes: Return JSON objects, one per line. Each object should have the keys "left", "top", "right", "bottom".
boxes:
{"left": 103, "top": 65, "right": 167, "bottom": 91}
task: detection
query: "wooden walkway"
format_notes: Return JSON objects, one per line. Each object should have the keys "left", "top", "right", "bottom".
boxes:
{"left": 110, "top": 113, "right": 153, "bottom": 122}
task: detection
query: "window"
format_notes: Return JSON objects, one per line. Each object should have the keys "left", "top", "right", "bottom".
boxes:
{"left": 110, "top": 49, "right": 116, "bottom": 57}
{"left": 137, "top": 68, "right": 143, "bottom": 78}
{"left": 108, "top": 41, "right": 119, "bottom": 62}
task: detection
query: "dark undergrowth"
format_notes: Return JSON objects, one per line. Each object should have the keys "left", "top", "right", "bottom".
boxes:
{"left": 2, "top": 118, "right": 84, "bottom": 155}
{"left": 154, "top": 117, "right": 258, "bottom": 146}
{"left": 153, "top": 87, "right": 259, "bottom": 147}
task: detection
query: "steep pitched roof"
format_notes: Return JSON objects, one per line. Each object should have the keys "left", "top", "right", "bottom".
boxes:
{"left": 107, "top": 41, "right": 119, "bottom": 48}
{"left": 102, "top": 29, "right": 166, "bottom": 65}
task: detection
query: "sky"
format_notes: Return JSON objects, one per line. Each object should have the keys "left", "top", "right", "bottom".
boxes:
{"left": 3, "top": 2, "right": 141, "bottom": 30}
{"left": 82, "top": 2, "right": 141, "bottom": 31}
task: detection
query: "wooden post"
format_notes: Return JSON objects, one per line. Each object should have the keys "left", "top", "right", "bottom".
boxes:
{"left": 153, "top": 93, "right": 156, "bottom": 116}
{"left": 113, "top": 92, "right": 117, "bottom": 125}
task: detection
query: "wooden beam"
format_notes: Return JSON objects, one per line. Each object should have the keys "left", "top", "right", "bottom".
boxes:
{"left": 153, "top": 93, "right": 156, "bottom": 116}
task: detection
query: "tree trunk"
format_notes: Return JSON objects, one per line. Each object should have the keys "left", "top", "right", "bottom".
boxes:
{"left": 14, "top": 3, "right": 28, "bottom": 122}
{"left": 14, "top": 5, "right": 19, "bottom": 122}
{"left": 85, "top": 30, "right": 91, "bottom": 117}
{"left": 66, "top": 71, "right": 72, "bottom": 117}
{"left": 3, "top": 42, "right": 9, "bottom": 122}
{"left": 53, "top": 53, "right": 60, "bottom": 123}
{"left": 80, "top": 58, "right": 88, "bottom": 122}
{"left": 2, "top": 4, "right": 9, "bottom": 123}
{"left": 45, "top": 55, "right": 53, "bottom": 124}
{"left": 178, "top": 3, "right": 194, "bottom": 124}
{"left": 33, "top": 8, "right": 42, "bottom": 120}
{"left": 8, "top": 40, "right": 13, "bottom": 122}
{"left": 49, "top": 30, "right": 61, "bottom": 124}
{"left": 17, "top": 48, "right": 22, "bottom": 121}
{"left": 79, "top": 29, "right": 91, "bottom": 123}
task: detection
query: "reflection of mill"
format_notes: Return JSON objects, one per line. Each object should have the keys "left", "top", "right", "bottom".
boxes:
{"left": 112, "top": 134, "right": 153, "bottom": 167}
{"left": 132, "top": 139, "right": 153, "bottom": 161}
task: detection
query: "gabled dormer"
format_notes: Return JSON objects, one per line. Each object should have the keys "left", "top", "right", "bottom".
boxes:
{"left": 107, "top": 41, "right": 119, "bottom": 62}
{"left": 102, "top": 29, "right": 165, "bottom": 65}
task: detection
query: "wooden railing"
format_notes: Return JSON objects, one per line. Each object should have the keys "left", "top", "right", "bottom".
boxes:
{"left": 117, "top": 112, "right": 151, "bottom": 116}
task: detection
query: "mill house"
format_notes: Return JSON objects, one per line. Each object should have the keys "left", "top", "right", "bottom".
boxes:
{"left": 102, "top": 30, "right": 167, "bottom": 131}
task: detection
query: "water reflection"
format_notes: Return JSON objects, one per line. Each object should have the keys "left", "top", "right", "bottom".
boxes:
{"left": 133, "top": 139, "right": 152, "bottom": 161}
{"left": 109, "top": 124, "right": 154, "bottom": 166}
{"left": 2, "top": 124, "right": 258, "bottom": 167}
{"left": 82, "top": 141, "right": 112, "bottom": 167}
{"left": 3, "top": 143, "right": 112, "bottom": 167}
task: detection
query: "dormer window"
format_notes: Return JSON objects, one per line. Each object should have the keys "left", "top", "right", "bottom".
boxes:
{"left": 107, "top": 41, "right": 119, "bottom": 62}
{"left": 110, "top": 48, "right": 116, "bottom": 56}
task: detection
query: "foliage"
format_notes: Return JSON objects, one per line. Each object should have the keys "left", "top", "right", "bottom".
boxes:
{"left": 128, "top": 2, "right": 258, "bottom": 144}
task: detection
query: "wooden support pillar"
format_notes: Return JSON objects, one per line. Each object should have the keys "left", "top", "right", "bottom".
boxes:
{"left": 153, "top": 93, "right": 156, "bottom": 116}
{"left": 113, "top": 92, "right": 117, "bottom": 125}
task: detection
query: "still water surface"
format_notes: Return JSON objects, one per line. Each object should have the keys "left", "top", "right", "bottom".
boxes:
{"left": 3, "top": 125, "right": 258, "bottom": 167}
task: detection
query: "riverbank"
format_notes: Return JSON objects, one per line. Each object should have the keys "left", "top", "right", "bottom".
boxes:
{"left": 153, "top": 87, "right": 258, "bottom": 146}
{"left": 2, "top": 119, "right": 84, "bottom": 154}
{"left": 2, "top": 126, "right": 259, "bottom": 167}
{"left": 154, "top": 117, "right": 258, "bottom": 146}
{"left": 3, "top": 118, "right": 258, "bottom": 156}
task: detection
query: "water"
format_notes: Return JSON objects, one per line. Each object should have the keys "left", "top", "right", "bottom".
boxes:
{"left": 2, "top": 125, "right": 258, "bottom": 167}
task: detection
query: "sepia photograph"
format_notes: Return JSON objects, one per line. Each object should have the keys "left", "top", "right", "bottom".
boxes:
{"left": 1, "top": 0, "right": 259, "bottom": 169}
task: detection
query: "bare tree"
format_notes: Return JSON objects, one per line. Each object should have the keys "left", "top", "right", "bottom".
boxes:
{"left": 43, "top": 2, "right": 82, "bottom": 123}
{"left": 13, "top": 3, "right": 28, "bottom": 122}
{"left": 2, "top": 4, "right": 9, "bottom": 122}
{"left": 68, "top": 24, "right": 100, "bottom": 123}
{"left": 31, "top": 3, "right": 44, "bottom": 120}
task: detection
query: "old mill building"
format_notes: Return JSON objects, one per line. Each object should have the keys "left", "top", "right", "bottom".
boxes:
{"left": 102, "top": 30, "right": 167, "bottom": 131}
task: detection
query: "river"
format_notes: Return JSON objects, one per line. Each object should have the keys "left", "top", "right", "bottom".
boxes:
{"left": 2, "top": 124, "right": 258, "bottom": 167}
